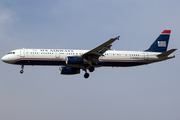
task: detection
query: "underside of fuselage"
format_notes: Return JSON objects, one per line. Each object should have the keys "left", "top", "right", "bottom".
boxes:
{"left": 13, "top": 59, "right": 151, "bottom": 67}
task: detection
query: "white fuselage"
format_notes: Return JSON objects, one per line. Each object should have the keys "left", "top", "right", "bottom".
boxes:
{"left": 1, "top": 48, "right": 175, "bottom": 67}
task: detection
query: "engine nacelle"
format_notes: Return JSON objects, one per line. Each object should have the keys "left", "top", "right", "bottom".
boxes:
{"left": 59, "top": 66, "right": 80, "bottom": 75}
{"left": 66, "top": 56, "right": 85, "bottom": 64}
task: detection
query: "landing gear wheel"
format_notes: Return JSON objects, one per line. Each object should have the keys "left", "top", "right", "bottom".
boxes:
{"left": 84, "top": 73, "right": 90, "bottom": 79}
{"left": 20, "top": 70, "right": 24, "bottom": 74}
{"left": 89, "top": 66, "right": 95, "bottom": 72}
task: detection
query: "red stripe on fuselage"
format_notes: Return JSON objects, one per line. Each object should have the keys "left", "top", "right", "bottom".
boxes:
{"left": 12, "top": 58, "right": 66, "bottom": 64}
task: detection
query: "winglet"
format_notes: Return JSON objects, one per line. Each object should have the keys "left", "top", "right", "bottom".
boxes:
{"left": 116, "top": 36, "right": 120, "bottom": 40}
{"left": 157, "top": 49, "right": 177, "bottom": 57}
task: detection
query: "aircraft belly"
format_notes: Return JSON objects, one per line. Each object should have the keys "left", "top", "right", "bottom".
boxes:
{"left": 97, "top": 61, "right": 148, "bottom": 67}
{"left": 13, "top": 59, "right": 66, "bottom": 66}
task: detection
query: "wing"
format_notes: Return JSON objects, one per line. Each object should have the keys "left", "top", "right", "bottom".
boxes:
{"left": 82, "top": 36, "right": 120, "bottom": 64}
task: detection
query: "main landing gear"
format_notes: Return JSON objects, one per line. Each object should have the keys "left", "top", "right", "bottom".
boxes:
{"left": 84, "top": 73, "right": 89, "bottom": 78}
{"left": 83, "top": 66, "right": 95, "bottom": 79}
{"left": 89, "top": 66, "right": 95, "bottom": 72}
{"left": 20, "top": 65, "right": 24, "bottom": 74}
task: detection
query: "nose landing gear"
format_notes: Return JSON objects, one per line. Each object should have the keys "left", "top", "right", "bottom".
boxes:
{"left": 20, "top": 65, "right": 24, "bottom": 74}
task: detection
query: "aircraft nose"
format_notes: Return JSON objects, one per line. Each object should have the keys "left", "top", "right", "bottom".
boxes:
{"left": 2, "top": 55, "right": 10, "bottom": 63}
{"left": 2, "top": 56, "right": 6, "bottom": 62}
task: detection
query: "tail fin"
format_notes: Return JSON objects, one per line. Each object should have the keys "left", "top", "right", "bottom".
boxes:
{"left": 145, "top": 30, "right": 171, "bottom": 52}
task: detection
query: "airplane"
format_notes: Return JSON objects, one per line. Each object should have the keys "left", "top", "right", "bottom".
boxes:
{"left": 2, "top": 30, "right": 177, "bottom": 78}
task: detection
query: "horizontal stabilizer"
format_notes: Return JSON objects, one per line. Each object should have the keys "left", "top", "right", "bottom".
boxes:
{"left": 157, "top": 49, "right": 177, "bottom": 57}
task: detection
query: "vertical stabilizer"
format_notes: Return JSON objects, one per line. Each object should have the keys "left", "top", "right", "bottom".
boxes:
{"left": 145, "top": 30, "right": 171, "bottom": 52}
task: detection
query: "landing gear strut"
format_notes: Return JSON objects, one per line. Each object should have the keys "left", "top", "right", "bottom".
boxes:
{"left": 83, "top": 68, "right": 90, "bottom": 79}
{"left": 20, "top": 65, "right": 24, "bottom": 74}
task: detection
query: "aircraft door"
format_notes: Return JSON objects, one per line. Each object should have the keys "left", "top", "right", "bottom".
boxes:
{"left": 55, "top": 52, "right": 60, "bottom": 58}
{"left": 20, "top": 48, "right": 25, "bottom": 57}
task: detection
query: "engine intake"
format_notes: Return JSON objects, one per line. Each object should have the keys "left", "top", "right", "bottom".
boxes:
{"left": 66, "top": 56, "right": 85, "bottom": 64}
{"left": 59, "top": 66, "right": 80, "bottom": 75}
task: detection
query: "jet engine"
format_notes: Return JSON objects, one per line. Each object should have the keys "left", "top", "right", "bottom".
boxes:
{"left": 59, "top": 66, "right": 80, "bottom": 75}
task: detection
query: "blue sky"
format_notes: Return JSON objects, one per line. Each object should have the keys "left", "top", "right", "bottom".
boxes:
{"left": 0, "top": 0, "right": 180, "bottom": 120}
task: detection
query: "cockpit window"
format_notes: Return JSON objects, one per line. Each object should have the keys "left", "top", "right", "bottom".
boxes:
{"left": 8, "top": 52, "right": 15, "bottom": 54}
